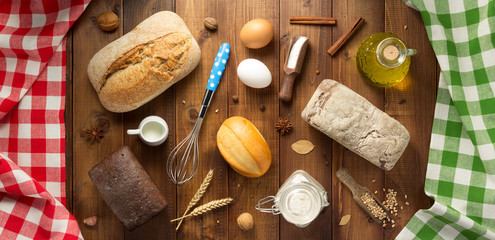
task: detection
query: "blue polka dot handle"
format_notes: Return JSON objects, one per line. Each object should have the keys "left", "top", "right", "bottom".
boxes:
{"left": 206, "top": 43, "right": 230, "bottom": 92}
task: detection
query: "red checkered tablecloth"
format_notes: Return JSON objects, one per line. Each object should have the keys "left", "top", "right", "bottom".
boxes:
{"left": 0, "top": 1, "right": 90, "bottom": 239}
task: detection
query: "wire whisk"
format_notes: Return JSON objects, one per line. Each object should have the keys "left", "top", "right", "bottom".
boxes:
{"left": 167, "top": 118, "right": 202, "bottom": 185}
{"left": 167, "top": 43, "right": 230, "bottom": 185}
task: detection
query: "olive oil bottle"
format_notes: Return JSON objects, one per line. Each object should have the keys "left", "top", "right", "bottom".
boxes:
{"left": 356, "top": 33, "right": 416, "bottom": 87}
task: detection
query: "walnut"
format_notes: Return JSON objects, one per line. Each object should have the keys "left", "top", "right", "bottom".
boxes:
{"left": 97, "top": 12, "right": 119, "bottom": 32}
{"left": 237, "top": 212, "right": 254, "bottom": 231}
{"left": 203, "top": 17, "right": 218, "bottom": 30}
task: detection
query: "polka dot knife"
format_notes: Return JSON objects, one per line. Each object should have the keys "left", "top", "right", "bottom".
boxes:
{"left": 167, "top": 43, "right": 231, "bottom": 185}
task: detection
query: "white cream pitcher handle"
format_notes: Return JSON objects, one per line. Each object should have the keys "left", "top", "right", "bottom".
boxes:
{"left": 127, "top": 129, "right": 140, "bottom": 135}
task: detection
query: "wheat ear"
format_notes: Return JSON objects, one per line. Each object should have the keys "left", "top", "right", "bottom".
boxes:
{"left": 176, "top": 169, "right": 214, "bottom": 230}
{"left": 170, "top": 198, "right": 233, "bottom": 222}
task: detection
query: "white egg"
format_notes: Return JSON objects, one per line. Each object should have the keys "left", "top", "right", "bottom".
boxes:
{"left": 237, "top": 59, "right": 272, "bottom": 88}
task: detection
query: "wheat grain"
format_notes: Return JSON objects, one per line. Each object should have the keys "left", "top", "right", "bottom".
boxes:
{"left": 176, "top": 169, "right": 214, "bottom": 230}
{"left": 171, "top": 198, "right": 233, "bottom": 222}
{"left": 189, "top": 198, "right": 232, "bottom": 217}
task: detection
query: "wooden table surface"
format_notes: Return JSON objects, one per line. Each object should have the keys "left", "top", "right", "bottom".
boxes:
{"left": 66, "top": 0, "right": 438, "bottom": 239}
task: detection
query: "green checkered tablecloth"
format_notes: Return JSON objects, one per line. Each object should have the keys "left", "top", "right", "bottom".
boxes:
{"left": 397, "top": 0, "right": 495, "bottom": 239}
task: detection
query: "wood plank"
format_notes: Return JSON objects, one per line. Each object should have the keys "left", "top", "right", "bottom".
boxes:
{"left": 72, "top": 0, "right": 124, "bottom": 239}
{"left": 65, "top": 29, "right": 73, "bottom": 213}
{"left": 175, "top": 1, "right": 230, "bottom": 239}
{"left": 331, "top": 0, "right": 386, "bottom": 239}
{"left": 279, "top": 0, "right": 332, "bottom": 239}
{"left": 226, "top": 1, "right": 280, "bottom": 240}
{"left": 383, "top": 1, "right": 437, "bottom": 238}
{"left": 67, "top": 0, "right": 441, "bottom": 238}
{"left": 121, "top": 0, "right": 176, "bottom": 239}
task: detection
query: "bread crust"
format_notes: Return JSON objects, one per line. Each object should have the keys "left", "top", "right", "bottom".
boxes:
{"left": 87, "top": 11, "right": 201, "bottom": 112}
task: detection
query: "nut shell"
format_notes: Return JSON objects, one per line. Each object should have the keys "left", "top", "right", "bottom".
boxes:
{"left": 97, "top": 12, "right": 119, "bottom": 31}
{"left": 204, "top": 17, "right": 218, "bottom": 30}
{"left": 83, "top": 216, "right": 97, "bottom": 226}
{"left": 237, "top": 213, "right": 254, "bottom": 231}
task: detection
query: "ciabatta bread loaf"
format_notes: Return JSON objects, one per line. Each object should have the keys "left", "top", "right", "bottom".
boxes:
{"left": 88, "top": 11, "right": 201, "bottom": 112}
{"left": 301, "top": 79, "right": 410, "bottom": 170}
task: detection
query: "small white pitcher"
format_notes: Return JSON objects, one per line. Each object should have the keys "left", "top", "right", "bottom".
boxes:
{"left": 127, "top": 116, "right": 169, "bottom": 146}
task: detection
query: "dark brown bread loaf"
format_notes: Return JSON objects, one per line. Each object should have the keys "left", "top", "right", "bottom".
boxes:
{"left": 88, "top": 146, "right": 167, "bottom": 230}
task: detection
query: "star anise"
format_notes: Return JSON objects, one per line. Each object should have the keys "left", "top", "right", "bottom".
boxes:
{"left": 81, "top": 125, "right": 104, "bottom": 143}
{"left": 275, "top": 117, "right": 293, "bottom": 136}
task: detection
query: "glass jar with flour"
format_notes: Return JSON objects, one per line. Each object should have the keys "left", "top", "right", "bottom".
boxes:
{"left": 255, "top": 170, "right": 329, "bottom": 227}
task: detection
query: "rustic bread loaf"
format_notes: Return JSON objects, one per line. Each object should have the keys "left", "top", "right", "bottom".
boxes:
{"left": 88, "top": 146, "right": 167, "bottom": 230}
{"left": 301, "top": 79, "right": 409, "bottom": 170}
{"left": 88, "top": 11, "right": 201, "bottom": 112}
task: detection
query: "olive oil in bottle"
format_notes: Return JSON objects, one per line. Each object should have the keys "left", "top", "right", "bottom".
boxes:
{"left": 356, "top": 33, "right": 416, "bottom": 87}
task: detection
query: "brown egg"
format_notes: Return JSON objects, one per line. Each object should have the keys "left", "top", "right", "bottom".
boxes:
{"left": 240, "top": 19, "right": 273, "bottom": 49}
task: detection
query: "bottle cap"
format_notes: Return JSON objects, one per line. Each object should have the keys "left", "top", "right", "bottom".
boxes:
{"left": 383, "top": 45, "right": 399, "bottom": 61}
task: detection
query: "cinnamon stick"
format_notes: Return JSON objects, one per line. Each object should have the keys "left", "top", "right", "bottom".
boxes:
{"left": 327, "top": 17, "right": 365, "bottom": 56}
{"left": 290, "top": 16, "right": 336, "bottom": 21}
{"left": 289, "top": 16, "right": 336, "bottom": 25}
{"left": 290, "top": 20, "right": 336, "bottom": 25}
